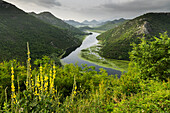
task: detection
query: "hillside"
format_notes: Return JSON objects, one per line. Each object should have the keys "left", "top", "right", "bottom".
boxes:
{"left": 97, "top": 13, "right": 170, "bottom": 60}
{"left": 65, "top": 20, "right": 85, "bottom": 27}
{"left": 78, "top": 26, "right": 93, "bottom": 31}
{"left": 30, "top": 12, "right": 85, "bottom": 35}
{"left": 0, "top": 1, "right": 81, "bottom": 62}
{"left": 94, "top": 18, "right": 127, "bottom": 31}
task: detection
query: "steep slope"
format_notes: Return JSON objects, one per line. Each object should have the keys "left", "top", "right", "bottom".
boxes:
{"left": 78, "top": 26, "right": 93, "bottom": 31}
{"left": 30, "top": 12, "right": 85, "bottom": 35}
{"left": 0, "top": 1, "right": 81, "bottom": 62}
{"left": 94, "top": 18, "right": 127, "bottom": 31}
{"left": 97, "top": 13, "right": 170, "bottom": 60}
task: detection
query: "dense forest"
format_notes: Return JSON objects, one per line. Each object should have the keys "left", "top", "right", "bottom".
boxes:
{"left": 0, "top": 1, "right": 82, "bottom": 63}
{"left": 0, "top": 33, "right": 169, "bottom": 112}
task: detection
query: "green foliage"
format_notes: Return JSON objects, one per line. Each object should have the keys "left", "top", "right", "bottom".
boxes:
{"left": 0, "top": 60, "right": 26, "bottom": 108}
{"left": 130, "top": 32, "right": 170, "bottom": 80}
{"left": 0, "top": 56, "right": 169, "bottom": 112}
{"left": 97, "top": 13, "right": 170, "bottom": 60}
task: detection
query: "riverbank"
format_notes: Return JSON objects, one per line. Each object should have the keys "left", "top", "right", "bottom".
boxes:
{"left": 79, "top": 45, "right": 129, "bottom": 72}
{"left": 60, "top": 34, "right": 89, "bottom": 59}
{"left": 88, "top": 29, "right": 106, "bottom": 33}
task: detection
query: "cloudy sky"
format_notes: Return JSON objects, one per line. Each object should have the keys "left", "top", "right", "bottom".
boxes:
{"left": 4, "top": 0, "right": 170, "bottom": 22}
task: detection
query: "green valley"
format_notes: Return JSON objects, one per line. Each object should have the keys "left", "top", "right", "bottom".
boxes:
{"left": 0, "top": 32, "right": 169, "bottom": 112}
{"left": 78, "top": 19, "right": 127, "bottom": 33}
{"left": 0, "top": 0, "right": 169, "bottom": 112}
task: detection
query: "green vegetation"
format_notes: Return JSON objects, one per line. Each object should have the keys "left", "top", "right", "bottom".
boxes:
{"left": 78, "top": 26, "right": 93, "bottom": 31}
{"left": 80, "top": 45, "right": 129, "bottom": 71}
{"left": 94, "top": 18, "right": 127, "bottom": 31}
{"left": 0, "top": 1, "right": 81, "bottom": 63}
{"left": 130, "top": 32, "right": 170, "bottom": 80}
{"left": 0, "top": 33, "right": 169, "bottom": 112}
{"left": 30, "top": 12, "right": 86, "bottom": 36}
{"left": 97, "top": 13, "right": 170, "bottom": 60}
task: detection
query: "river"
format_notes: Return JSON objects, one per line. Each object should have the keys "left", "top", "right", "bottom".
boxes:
{"left": 61, "top": 32, "right": 122, "bottom": 76}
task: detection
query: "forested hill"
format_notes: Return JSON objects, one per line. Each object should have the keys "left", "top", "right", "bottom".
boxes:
{"left": 94, "top": 18, "right": 127, "bottom": 31}
{"left": 29, "top": 12, "right": 85, "bottom": 35}
{"left": 97, "top": 13, "right": 170, "bottom": 60}
{"left": 0, "top": 1, "right": 81, "bottom": 62}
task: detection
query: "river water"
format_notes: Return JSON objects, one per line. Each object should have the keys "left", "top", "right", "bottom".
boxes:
{"left": 61, "top": 32, "right": 122, "bottom": 76}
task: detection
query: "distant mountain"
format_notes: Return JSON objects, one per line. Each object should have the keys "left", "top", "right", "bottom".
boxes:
{"left": 94, "top": 18, "right": 127, "bottom": 31}
{"left": 65, "top": 20, "right": 85, "bottom": 27}
{"left": 97, "top": 13, "right": 170, "bottom": 60}
{"left": 65, "top": 19, "right": 109, "bottom": 28}
{"left": 82, "top": 20, "right": 89, "bottom": 24}
{"left": 30, "top": 12, "right": 85, "bottom": 35}
{"left": 0, "top": 1, "right": 81, "bottom": 62}
{"left": 82, "top": 20, "right": 100, "bottom": 25}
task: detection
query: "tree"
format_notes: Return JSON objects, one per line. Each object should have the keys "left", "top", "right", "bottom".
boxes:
{"left": 130, "top": 32, "right": 170, "bottom": 81}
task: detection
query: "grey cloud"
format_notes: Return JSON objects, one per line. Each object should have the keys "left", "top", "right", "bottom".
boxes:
{"left": 37, "top": 0, "right": 61, "bottom": 7}
{"left": 13, "top": 0, "right": 61, "bottom": 8}
{"left": 4, "top": 0, "right": 170, "bottom": 21}
{"left": 74, "top": 0, "right": 170, "bottom": 21}
{"left": 99, "top": 0, "right": 170, "bottom": 12}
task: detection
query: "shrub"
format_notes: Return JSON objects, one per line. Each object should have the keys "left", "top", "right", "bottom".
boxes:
{"left": 130, "top": 32, "right": 170, "bottom": 81}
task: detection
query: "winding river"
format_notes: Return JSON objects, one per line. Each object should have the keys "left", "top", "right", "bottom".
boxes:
{"left": 61, "top": 32, "right": 122, "bottom": 76}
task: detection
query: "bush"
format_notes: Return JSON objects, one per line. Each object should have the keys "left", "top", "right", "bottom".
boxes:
{"left": 130, "top": 32, "right": 170, "bottom": 81}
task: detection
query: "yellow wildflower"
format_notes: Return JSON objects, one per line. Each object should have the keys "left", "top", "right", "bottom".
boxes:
{"left": 73, "top": 91, "right": 76, "bottom": 95}
{"left": 44, "top": 75, "right": 49, "bottom": 92}
{"left": 75, "top": 86, "right": 77, "bottom": 90}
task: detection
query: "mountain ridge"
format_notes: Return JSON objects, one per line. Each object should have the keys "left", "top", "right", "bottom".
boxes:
{"left": 29, "top": 11, "right": 85, "bottom": 35}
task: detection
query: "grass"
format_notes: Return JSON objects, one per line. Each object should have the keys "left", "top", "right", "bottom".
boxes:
{"left": 79, "top": 45, "right": 129, "bottom": 71}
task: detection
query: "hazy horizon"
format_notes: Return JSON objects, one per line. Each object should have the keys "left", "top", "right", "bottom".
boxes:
{"left": 4, "top": 0, "right": 170, "bottom": 22}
